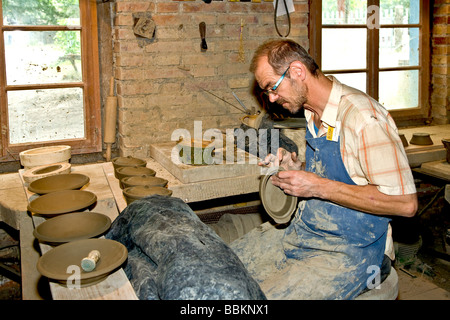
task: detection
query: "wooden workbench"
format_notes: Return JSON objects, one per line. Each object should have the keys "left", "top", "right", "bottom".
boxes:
{"left": 6, "top": 123, "right": 449, "bottom": 300}
{"left": 16, "top": 154, "right": 262, "bottom": 300}
{"left": 19, "top": 163, "right": 138, "bottom": 300}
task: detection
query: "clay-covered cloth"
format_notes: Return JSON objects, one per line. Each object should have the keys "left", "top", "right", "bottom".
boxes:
{"left": 106, "top": 194, "right": 266, "bottom": 300}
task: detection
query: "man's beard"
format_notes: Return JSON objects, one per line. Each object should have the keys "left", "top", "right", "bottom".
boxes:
{"left": 277, "top": 80, "right": 308, "bottom": 114}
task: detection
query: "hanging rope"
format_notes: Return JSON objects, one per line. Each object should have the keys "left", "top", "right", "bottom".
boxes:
{"left": 274, "top": 0, "right": 291, "bottom": 37}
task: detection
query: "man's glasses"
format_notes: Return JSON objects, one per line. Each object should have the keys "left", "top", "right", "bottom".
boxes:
{"left": 264, "top": 66, "right": 290, "bottom": 96}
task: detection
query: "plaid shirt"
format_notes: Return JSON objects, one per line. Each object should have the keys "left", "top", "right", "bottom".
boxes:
{"left": 304, "top": 76, "right": 416, "bottom": 196}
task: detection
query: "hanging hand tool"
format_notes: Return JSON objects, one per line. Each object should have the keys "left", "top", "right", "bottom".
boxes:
{"left": 199, "top": 22, "right": 208, "bottom": 52}
{"left": 274, "top": 0, "right": 291, "bottom": 37}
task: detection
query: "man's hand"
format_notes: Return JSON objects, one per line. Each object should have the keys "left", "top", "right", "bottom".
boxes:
{"left": 258, "top": 147, "right": 304, "bottom": 171}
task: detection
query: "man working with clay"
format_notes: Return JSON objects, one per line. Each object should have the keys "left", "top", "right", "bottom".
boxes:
{"left": 230, "top": 39, "right": 418, "bottom": 299}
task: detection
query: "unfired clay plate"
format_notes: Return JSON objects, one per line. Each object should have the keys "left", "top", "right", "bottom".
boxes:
{"left": 33, "top": 212, "right": 111, "bottom": 245}
{"left": 260, "top": 167, "right": 297, "bottom": 224}
{"left": 27, "top": 190, "right": 97, "bottom": 216}
{"left": 28, "top": 173, "right": 89, "bottom": 194}
{"left": 36, "top": 238, "right": 128, "bottom": 287}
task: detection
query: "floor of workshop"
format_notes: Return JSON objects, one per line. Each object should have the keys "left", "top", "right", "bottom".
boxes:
{"left": 1, "top": 171, "right": 449, "bottom": 300}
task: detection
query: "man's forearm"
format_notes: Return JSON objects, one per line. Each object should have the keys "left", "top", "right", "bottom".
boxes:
{"left": 320, "top": 179, "right": 418, "bottom": 217}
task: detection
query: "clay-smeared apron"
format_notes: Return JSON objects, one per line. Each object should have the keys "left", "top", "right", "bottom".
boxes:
{"left": 231, "top": 128, "right": 390, "bottom": 299}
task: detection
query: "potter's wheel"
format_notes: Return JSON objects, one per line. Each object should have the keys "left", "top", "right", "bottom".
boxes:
{"left": 28, "top": 190, "right": 97, "bottom": 216}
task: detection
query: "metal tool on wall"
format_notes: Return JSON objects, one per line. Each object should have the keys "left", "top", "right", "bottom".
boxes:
{"left": 199, "top": 22, "right": 208, "bottom": 52}
{"left": 104, "top": 77, "right": 117, "bottom": 162}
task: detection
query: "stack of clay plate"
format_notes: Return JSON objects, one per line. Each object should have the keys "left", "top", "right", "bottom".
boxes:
{"left": 112, "top": 156, "right": 172, "bottom": 205}
{"left": 20, "top": 145, "right": 72, "bottom": 183}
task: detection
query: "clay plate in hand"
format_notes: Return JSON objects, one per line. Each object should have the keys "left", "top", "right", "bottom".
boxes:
{"left": 260, "top": 167, "right": 298, "bottom": 224}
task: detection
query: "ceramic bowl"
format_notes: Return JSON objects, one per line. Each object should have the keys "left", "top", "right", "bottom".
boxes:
{"left": 33, "top": 212, "right": 111, "bottom": 245}
{"left": 115, "top": 166, "right": 156, "bottom": 188}
{"left": 36, "top": 238, "right": 127, "bottom": 287}
{"left": 120, "top": 175, "right": 168, "bottom": 190}
{"left": 28, "top": 173, "right": 89, "bottom": 194}
{"left": 123, "top": 185, "right": 172, "bottom": 205}
{"left": 19, "top": 145, "right": 71, "bottom": 169}
{"left": 398, "top": 133, "right": 408, "bottom": 148}
{"left": 112, "top": 156, "right": 147, "bottom": 178}
{"left": 27, "top": 190, "right": 97, "bottom": 216}
{"left": 442, "top": 139, "right": 450, "bottom": 163}
{"left": 410, "top": 132, "right": 433, "bottom": 145}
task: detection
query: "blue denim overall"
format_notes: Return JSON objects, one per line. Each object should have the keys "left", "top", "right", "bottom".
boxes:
{"left": 231, "top": 127, "right": 391, "bottom": 299}
{"left": 280, "top": 128, "right": 391, "bottom": 299}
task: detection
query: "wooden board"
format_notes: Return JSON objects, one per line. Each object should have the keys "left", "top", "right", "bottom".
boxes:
{"left": 400, "top": 124, "right": 450, "bottom": 153}
{"left": 150, "top": 142, "right": 262, "bottom": 184}
{"left": 399, "top": 124, "right": 450, "bottom": 167}
{"left": 419, "top": 160, "right": 450, "bottom": 182}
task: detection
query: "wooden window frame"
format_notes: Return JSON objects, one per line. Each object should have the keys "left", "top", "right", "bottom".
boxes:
{"left": 309, "top": 0, "right": 431, "bottom": 126}
{"left": 0, "top": 0, "right": 101, "bottom": 162}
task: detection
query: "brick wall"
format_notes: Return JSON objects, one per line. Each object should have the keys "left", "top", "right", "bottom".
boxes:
{"left": 112, "top": 0, "right": 309, "bottom": 158}
{"left": 431, "top": 0, "right": 450, "bottom": 125}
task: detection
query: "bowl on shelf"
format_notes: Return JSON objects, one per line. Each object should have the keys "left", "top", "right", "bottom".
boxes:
{"left": 123, "top": 185, "right": 172, "bottom": 205}
{"left": 410, "top": 133, "right": 433, "bottom": 145}
{"left": 111, "top": 156, "right": 147, "bottom": 178}
{"left": 120, "top": 175, "right": 168, "bottom": 190}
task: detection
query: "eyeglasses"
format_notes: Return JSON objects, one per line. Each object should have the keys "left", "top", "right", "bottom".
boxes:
{"left": 264, "top": 66, "right": 290, "bottom": 96}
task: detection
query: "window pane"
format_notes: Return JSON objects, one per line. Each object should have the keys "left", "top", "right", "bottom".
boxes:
{"left": 379, "top": 70, "right": 418, "bottom": 110}
{"left": 5, "top": 31, "right": 82, "bottom": 85}
{"left": 2, "top": 0, "right": 80, "bottom": 26}
{"left": 380, "top": 0, "right": 420, "bottom": 25}
{"left": 322, "top": 28, "right": 367, "bottom": 70}
{"left": 380, "top": 27, "right": 419, "bottom": 68}
{"left": 8, "top": 88, "right": 85, "bottom": 144}
{"left": 322, "top": 0, "right": 368, "bottom": 25}
{"left": 328, "top": 73, "right": 367, "bottom": 93}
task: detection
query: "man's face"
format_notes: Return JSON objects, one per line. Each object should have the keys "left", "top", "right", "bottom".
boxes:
{"left": 255, "top": 57, "right": 307, "bottom": 115}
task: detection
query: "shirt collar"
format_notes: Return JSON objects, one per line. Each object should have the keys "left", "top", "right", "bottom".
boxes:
{"left": 320, "top": 75, "right": 342, "bottom": 128}
{"left": 304, "top": 76, "right": 342, "bottom": 136}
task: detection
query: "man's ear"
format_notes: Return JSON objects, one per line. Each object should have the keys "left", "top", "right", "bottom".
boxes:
{"left": 289, "top": 61, "right": 307, "bottom": 81}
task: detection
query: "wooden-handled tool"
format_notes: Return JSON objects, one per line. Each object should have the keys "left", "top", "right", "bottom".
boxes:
{"left": 199, "top": 22, "right": 207, "bottom": 52}
{"left": 81, "top": 250, "right": 101, "bottom": 272}
{"left": 104, "top": 77, "right": 118, "bottom": 162}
